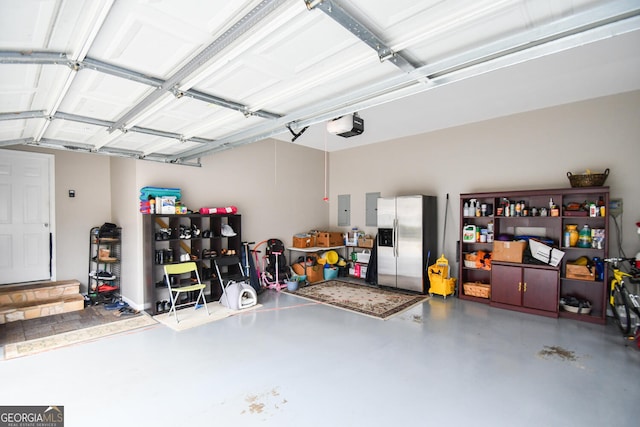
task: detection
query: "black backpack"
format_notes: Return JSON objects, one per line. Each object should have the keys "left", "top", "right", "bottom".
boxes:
{"left": 99, "top": 222, "right": 119, "bottom": 238}
{"left": 265, "top": 238, "right": 288, "bottom": 279}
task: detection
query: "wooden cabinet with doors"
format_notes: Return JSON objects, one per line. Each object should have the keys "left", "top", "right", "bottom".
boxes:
{"left": 491, "top": 263, "right": 559, "bottom": 316}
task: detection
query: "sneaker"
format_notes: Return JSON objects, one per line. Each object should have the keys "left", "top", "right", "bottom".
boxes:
{"left": 90, "top": 270, "right": 116, "bottom": 280}
{"left": 104, "top": 301, "right": 127, "bottom": 310}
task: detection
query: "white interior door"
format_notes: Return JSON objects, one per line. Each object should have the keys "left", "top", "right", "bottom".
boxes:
{"left": 0, "top": 149, "right": 53, "bottom": 284}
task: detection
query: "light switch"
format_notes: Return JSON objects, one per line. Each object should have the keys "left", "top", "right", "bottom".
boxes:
{"left": 69, "top": 190, "right": 75, "bottom": 198}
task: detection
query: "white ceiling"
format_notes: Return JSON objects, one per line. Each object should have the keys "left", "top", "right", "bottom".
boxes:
{"left": 1, "top": 0, "right": 639, "bottom": 165}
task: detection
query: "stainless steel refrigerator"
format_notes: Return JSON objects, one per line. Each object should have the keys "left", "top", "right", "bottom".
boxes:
{"left": 377, "top": 195, "right": 437, "bottom": 293}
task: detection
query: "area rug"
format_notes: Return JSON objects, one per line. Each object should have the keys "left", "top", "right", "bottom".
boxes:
{"left": 2, "top": 314, "right": 157, "bottom": 360}
{"left": 153, "top": 302, "right": 262, "bottom": 332}
{"left": 286, "top": 280, "right": 429, "bottom": 320}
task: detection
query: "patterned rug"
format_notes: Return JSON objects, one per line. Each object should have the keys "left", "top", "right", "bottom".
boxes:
{"left": 286, "top": 280, "right": 429, "bottom": 320}
{"left": 2, "top": 314, "right": 157, "bottom": 360}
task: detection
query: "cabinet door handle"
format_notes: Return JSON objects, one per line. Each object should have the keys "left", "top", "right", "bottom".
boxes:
{"left": 518, "top": 282, "right": 522, "bottom": 292}
{"left": 524, "top": 282, "right": 527, "bottom": 292}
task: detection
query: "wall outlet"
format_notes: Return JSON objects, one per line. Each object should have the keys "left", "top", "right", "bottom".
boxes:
{"left": 609, "top": 198, "right": 623, "bottom": 217}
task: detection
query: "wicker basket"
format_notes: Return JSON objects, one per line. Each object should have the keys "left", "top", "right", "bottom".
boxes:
{"left": 463, "top": 282, "right": 491, "bottom": 299}
{"left": 566, "top": 168, "right": 609, "bottom": 187}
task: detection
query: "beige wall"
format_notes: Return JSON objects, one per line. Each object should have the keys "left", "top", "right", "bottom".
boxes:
{"left": 109, "top": 156, "right": 140, "bottom": 303}
{"left": 10, "top": 139, "right": 327, "bottom": 306}
{"left": 9, "top": 90, "right": 639, "bottom": 306}
{"left": 329, "top": 90, "right": 640, "bottom": 269}
{"left": 119, "top": 139, "right": 328, "bottom": 308}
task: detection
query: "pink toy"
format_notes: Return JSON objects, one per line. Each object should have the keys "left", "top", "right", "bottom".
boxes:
{"left": 199, "top": 206, "right": 238, "bottom": 214}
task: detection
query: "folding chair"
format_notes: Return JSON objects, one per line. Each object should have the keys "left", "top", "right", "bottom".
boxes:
{"left": 214, "top": 256, "right": 257, "bottom": 310}
{"left": 163, "top": 262, "right": 209, "bottom": 323}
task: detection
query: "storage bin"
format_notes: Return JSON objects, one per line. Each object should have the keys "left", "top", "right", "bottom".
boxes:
{"left": 317, "top": 232, "right": 344, "bottom": 247}
{"left": 358, "top": 237, "right": 374, "bottom": 248}
{"left": 356, "top": 250, "right": 371, "bottom": 263}
{"left": 305, "top": 265, "right": 324, "bottom": 283}
{"left": 323, "top": 267, "right": 339, "bottom": 280}
{"left": 293, "top": 235, "right": 316, "bottom": 248}
{"left": 566, "top": 264, "right": 595, "bottom": 281}
{"left": 464, "top": 252, "right": 477, "bottom": 268}
{"left": 463, "top": 282, "right": 491, "bottom": 298}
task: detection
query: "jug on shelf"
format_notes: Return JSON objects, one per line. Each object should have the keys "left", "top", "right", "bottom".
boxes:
{"left": 577, "top": 224, "right": 592, "bottom": 248}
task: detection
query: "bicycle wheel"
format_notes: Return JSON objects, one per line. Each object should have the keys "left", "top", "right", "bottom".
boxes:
{"left": 610, "top": 280, "right": 631, "bottom": 335}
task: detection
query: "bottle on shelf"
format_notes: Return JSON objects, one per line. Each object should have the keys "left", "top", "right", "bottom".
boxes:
{"left": 597, "top": 196, "right": 605, "bottom": 217}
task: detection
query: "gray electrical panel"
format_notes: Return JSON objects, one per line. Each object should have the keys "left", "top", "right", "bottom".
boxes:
{"left": 365, "top": 192, "right": 380, "bottom": 226}
{"left": 338, "top": 194, "right": 351, "bottom": 226}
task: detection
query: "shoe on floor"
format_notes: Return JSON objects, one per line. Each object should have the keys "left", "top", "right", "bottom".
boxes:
{"left": 104, "top": 301, "right": 127, "bottom": 310}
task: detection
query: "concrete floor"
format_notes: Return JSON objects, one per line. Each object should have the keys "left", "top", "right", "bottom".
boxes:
{"left": 1, "top": 290, "right": 639, "bottom": 427}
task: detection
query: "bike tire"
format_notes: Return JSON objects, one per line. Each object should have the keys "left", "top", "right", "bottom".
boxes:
{"left": 620, "top": 286, "right": 640, "bottom": 336}
{"left": 610, "top": 280, "right": 631, "bottom": 335}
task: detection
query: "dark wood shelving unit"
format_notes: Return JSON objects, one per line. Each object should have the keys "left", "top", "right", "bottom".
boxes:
{"left": 459, "top": 187, "right": 609, "bottom": 324}
{"left": 143, "top": 213, "right": 242, "bottom": 315}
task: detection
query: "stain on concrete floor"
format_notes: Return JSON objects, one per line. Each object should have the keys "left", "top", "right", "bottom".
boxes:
{"left": 242, "top": 387, "right": 287, "bottom": 416}
{"left": 538, "top": 345, "right": 577, "bottom": 361}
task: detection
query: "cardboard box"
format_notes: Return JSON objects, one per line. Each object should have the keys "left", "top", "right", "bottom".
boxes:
{"left": 358, "top": 237, "right": 374, "bottom": 248}
{"left": 305, "top": 264, "right": 324, "bottom": 283}
{"left": 293, "top": 235, "right": 316, "bottom": 248}
{"left": 317, "top": 232, "right": 343, "bottom": 247}
{"left": 528, "top": 238, "right": 565, "bottom": 267}
{"left": 566, "top": 264, "right": 595, "bottom": 281}
{"left": 492, "top": 240, "right": 526, "bottom": 263}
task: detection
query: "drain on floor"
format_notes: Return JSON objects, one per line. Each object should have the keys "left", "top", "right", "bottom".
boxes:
{"left": 538, "top": 345, "right": 577, "bottom": 361}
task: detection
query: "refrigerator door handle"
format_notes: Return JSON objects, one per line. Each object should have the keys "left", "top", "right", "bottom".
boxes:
{"left": 393, "top": 218, "right": 398, "bottom": 257}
